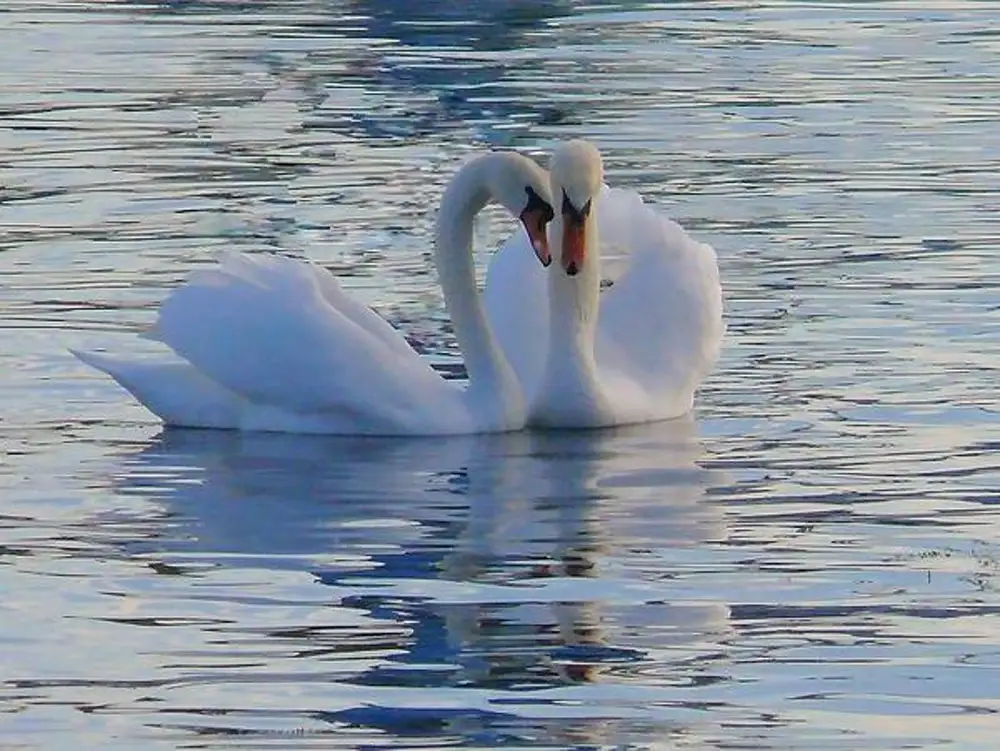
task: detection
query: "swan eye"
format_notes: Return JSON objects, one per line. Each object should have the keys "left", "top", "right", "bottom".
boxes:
{"left": 561, "top": 190, "right": 592, "bottom": 223}
{"left": 524, "top": 186, "right": 554, "bottom": 222}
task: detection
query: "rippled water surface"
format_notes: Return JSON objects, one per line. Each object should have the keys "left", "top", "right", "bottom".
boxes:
{"left": 2, "top": 1, "right": 999, "bottom": 748}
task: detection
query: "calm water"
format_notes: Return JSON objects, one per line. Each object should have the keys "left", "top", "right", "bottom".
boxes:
{"left": 2, "top": 1, "right": 999, "bottom": 748}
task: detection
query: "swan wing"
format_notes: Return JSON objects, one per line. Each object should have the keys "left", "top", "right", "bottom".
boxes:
{"left": 148, "top": 252, "right": 470, "bottom": 434}
{"left": 308, "top": 258, "right": 425, "bottom": 362}
{"left": 596, "top": 200, "right": 724, "bottom": 415}
{"left": 594, "top": 185, "right": 646, "bottom": 283}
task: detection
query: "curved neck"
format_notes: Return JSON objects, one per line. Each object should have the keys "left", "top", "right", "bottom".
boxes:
{"left": 435, "top": 154, "right": 521, "bottom": 404}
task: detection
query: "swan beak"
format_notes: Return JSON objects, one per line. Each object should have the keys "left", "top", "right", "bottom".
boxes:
{"left": 560, "top": 193, "right": 591, "bottom": 276}
{"left": 561, "top": 214, "right": 587, "bottom": 276}
{"left": 519, "top": 205, "right": 552, "bottom": 267}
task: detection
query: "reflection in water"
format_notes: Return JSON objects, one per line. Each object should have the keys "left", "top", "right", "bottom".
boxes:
{"left": 105, "top": 420, "right": 730, "bottom": 741}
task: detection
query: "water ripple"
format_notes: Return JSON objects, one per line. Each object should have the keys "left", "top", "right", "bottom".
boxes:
{"left": 2, "top": 1, "right": 999, "bottom": 749}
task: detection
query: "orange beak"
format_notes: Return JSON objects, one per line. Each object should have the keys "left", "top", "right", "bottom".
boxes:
{"left": 560, "top": 192, "right": 591, "bottom": 276}
{"left": 520, "top": 204, "right": 552, "bottom": 267}
{"left": 561, "top": 215, "right": 586, "bottom": 276}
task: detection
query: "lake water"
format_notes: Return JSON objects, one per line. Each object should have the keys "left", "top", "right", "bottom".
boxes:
{"left": 2, "top": 1, "right": 998, "bottom": 748}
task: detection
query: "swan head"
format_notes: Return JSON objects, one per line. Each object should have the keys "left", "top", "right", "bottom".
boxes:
{"left": 491, "top": 152, "right": 555, "bottom": 267}
{"left": 550, "top": 140, "right": 603, "bottom": 276}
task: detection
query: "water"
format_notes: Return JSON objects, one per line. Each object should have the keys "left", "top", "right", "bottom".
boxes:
{"left": 2, "top": 1, "right": 999, "bottom": 747}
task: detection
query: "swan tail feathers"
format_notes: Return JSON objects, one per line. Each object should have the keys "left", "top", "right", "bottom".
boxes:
{"left": 72, "top": 349, "right": 243, "bottom": 429}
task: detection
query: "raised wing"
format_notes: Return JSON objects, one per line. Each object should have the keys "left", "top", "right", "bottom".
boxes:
{"left": 597, "top": 204, "right": 724, "bottom": 411}
{"left": 150, "top": 253, "right": 467, "bottom": 433}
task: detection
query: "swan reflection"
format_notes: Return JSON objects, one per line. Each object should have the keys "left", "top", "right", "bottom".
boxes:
{"left": 111, "top": 419, "right": 730, "bottom": 735}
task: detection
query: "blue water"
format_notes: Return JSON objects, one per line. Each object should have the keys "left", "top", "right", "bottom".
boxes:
{"left": 2, "top": 2, "right": 999, "bottom": 748}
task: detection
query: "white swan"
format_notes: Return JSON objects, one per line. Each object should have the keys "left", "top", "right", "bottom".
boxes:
{"left": 73, "top": 151, "right": 556, "bottom": 435}
{"left": 484, "top": 140, "right": 724, "bottom": 428}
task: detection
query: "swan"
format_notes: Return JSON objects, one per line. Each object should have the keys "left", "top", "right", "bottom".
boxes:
{"left": 73, "top": 150, "right": 556, "bottom": 435}
{"left": 483, "top": 140, "right": 724, "bottom": 428}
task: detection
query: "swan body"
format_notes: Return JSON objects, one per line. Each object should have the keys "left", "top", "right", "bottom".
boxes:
{"left": 484, "top": 140, "right": 724, "bottom": 428}
{"left": 76, "top": 141, "right": 723, "bottom": 435}
{"left": 74, "top": 151, "right": 555, "bottom": 436}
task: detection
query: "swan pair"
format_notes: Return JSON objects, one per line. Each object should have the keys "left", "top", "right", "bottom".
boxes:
{"left": 75, "top": 140, "right": 723, "bottom": 435}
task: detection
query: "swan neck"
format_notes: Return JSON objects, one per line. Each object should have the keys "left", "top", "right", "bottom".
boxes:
{"left": 435, "top": 156, "right": 520, "bottom": 403}
{"left": 546, "top": 213, "right": 601, "bottom": 369}
{"left": 529, "top": 212, "right": 605, "bottom": 425}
